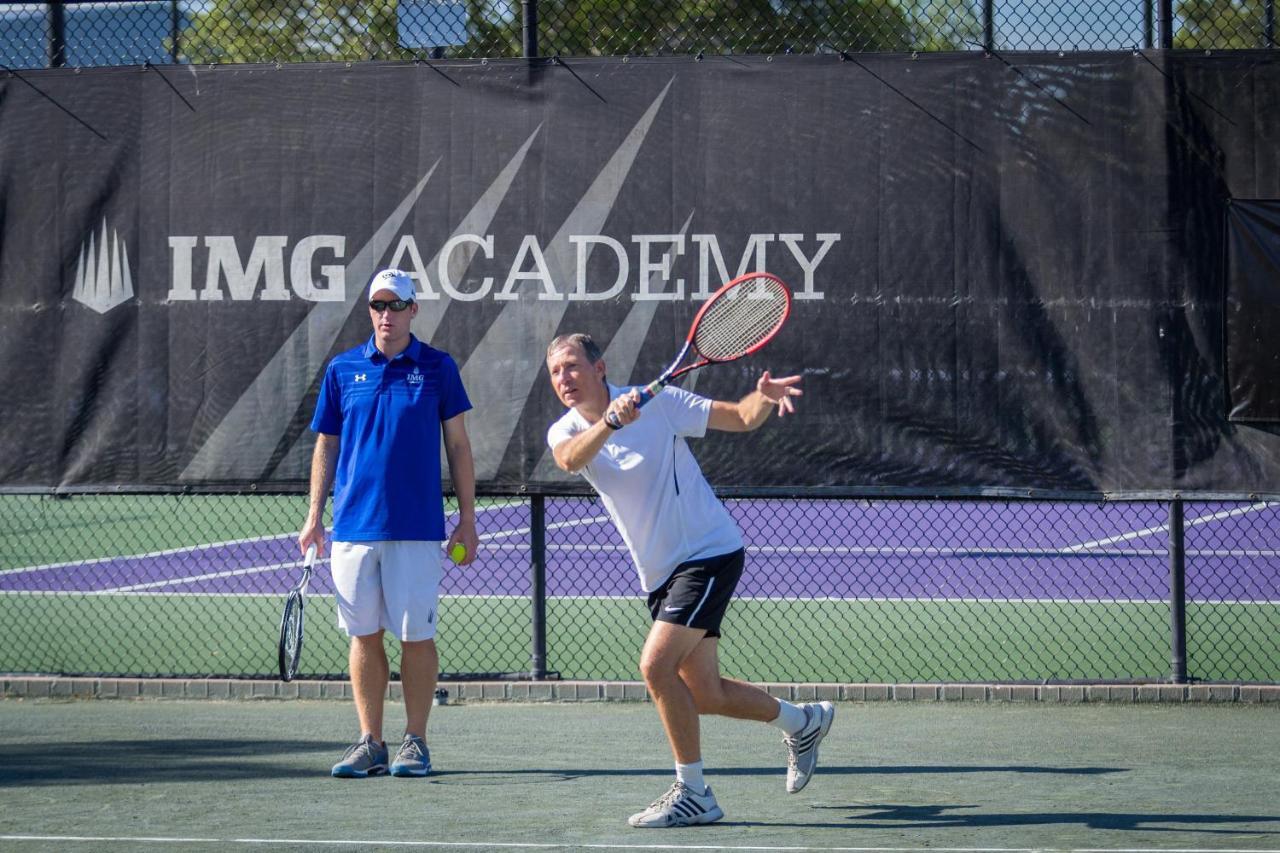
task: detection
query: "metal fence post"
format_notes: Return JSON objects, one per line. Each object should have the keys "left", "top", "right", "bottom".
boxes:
{"left": 982, "top": 0, "right": 994, "bottom": 51}
{"left": 530, "top": 493, "right": 548, "bottom": 679}
{"left": 170, "top": 0, "right": 181, "bottom": 64}
{"left": 1144, "top": 0, "right": 1154, "bottom": 49}
{"left": 1158, "top": 0, "right": 1174, "bottom": 49}
{"left": 48, "top": 1, "right": 67, "bottom": 67}
{"left": 522, "top": 0, "right": 539, "bottom": 59}
{"left": 1168, "top": 499, "right": 1188, "bottom": 683}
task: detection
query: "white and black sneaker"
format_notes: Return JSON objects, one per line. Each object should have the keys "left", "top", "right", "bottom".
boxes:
{"left": 784, "top": 701, "right": 835, "bottom": 793}
{"left": 627, "top": 781, "right": 724, "bottom": 828}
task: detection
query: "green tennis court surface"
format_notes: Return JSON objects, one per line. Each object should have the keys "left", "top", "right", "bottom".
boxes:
{"left": 4, "top": 593, "right": 1277, "bottom": 683}
{"left": 1, "top": 699, "right": 1276, "bottom": 851}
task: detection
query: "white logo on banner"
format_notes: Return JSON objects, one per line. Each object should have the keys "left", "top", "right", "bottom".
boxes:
{"left": 179, "top": 76, "right": 840, "bottom": 482}
{"left": 73, "top": 219, "right": 134, "bottom": 314}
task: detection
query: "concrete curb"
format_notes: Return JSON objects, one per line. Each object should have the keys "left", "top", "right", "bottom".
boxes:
{"left": 3, "top": 676, "right": 1278, "bottom": 704}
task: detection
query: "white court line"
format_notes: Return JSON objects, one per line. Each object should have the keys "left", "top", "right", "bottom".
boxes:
{"left": 1, "top": 499, "right": 524, "bottom": 576}
{"left": 6, "top": 590, "right": 1278, "bottom": 606}
{"left": 481, "top": 543, "right": 1280, "bottom": 558}
{"left": 3, "top": 532, "right": 296, "bottom": 575}
{"left": 480, "top": 515, "right": 612, "bottom": 541}
{"left": 11, "top": 502, "right": 1277, "bottom": 577}
{"left": 0, "top": 836, "right": 221, "bottom": 845}
{"left": 94, "top": 559, "right": 315, "bottom": 594}
{"left": 7, "top": 510, "right": 1278, "bottom": 596}
{"left": 1064, "top": 501, "right": 1279, "bottom": 553}
{"left": 0, "top": 837, "right": 1275, "bottom": 853}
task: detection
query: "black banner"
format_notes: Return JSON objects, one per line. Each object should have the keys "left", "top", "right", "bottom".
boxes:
{"left": 1226, "top": 199, "right": 1280, "bottom": 424}
{"left": 2, "top": 54, "right": 1279, "bottom": 493}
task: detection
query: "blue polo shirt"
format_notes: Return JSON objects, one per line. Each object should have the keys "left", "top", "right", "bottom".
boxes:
{"left": 311, "top": 334, "right": 472, "bottom": 542}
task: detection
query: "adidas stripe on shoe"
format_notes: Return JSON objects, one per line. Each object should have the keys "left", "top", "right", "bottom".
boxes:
{"left": 784, "top": 700, "right": 835, "bottom": 793}
{"left": 627, "top": 781, "right": 724, "bottom": 828}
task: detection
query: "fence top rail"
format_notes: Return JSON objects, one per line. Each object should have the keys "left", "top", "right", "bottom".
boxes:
{"left": 8, "top": 48, "right": 1280, "bottom": 77}
{"left": 3, "top": 484, "right": 1278, "bottom": 502}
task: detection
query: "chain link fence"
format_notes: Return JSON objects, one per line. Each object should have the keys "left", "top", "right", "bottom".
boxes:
{"left": 0, "top": 1, "right": 1275, "bottom": 70}
{"left": 1, "top": 490, "right": 1276, "bottom": 684}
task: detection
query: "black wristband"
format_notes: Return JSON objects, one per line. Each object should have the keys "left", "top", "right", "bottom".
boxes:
{"left": 605, "top": 413, "right": 622, "bottom": 430}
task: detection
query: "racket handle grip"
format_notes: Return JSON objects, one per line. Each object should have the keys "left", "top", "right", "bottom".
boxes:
{"left": 635, "top": 381, "right": 665, "bottom": 407}
{"left": 304, "top": 543, "right": 317, "bottom": 566}
{"left": 604, "top": 381, "right": 665, "bottom": 429}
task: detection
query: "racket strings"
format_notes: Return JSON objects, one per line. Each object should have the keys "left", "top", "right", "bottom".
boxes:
{"left": 279, "top": 592, "right": 305, "bottom": 680}
{"left": 694, "top": 279, "right": 789, "bottom": 360}
{"left": 283, "top": 611, "right": 301, "bottom": 654}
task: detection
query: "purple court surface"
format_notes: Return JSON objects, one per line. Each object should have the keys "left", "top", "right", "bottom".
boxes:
{"left": 2, "top": 500, "right": 1277, "bottom": 604}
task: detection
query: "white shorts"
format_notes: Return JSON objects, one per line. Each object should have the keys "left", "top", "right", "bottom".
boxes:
{"left": 330, "top": 540, "right": 443, "bottom": 641}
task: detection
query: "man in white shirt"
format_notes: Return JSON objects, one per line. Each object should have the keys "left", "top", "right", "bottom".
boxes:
{"left": 545, "top": 332, "right": 836, "bottom": 829}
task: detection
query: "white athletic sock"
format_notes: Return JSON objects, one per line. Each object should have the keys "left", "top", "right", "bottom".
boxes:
{"left": 675, "top": 761, "right": 706, "bottom": 795}
{"left": 771, "top": 699, "right": 808, "bottom": 736}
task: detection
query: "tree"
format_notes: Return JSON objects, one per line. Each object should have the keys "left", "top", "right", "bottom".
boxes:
{"left": 529, "top": 0, "right": 979, "bottom": 55}
{"left": 180, "top": 1, "right": 414, "bottom": 64}
{"left": 177, "top": 0, "right": 984, "bottom": 64}
{"left": 1175, "top": 0, "right": 1275, "bottom": 49}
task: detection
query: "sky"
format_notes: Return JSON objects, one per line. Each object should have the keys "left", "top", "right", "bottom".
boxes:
{"left": 993, "top": 0, "right": 1158, "bottom": 50}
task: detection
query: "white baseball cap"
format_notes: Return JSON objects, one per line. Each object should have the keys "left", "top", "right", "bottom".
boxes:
{"left": 368, "top": 268, "right": 416, "bottom": 301}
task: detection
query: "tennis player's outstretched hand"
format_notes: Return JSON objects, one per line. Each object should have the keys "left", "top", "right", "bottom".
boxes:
{"left": 757, "top": 371, "right": 803, "bottom": 416}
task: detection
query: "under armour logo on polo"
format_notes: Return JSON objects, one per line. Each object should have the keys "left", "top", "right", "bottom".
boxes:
{"left": 354, "top": 373, "right": 368, "bottom": 382}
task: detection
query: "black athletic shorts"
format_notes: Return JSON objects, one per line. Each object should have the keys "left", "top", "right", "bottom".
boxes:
{"left": 646, "top": 548, "right": 745, "bottom": 638}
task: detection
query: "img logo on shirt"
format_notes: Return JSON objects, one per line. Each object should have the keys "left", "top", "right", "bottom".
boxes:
{"left": 408, "top": 368, "right": 424, "bottom": 385}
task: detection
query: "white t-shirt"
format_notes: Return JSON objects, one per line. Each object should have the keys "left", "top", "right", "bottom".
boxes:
{"left": 546, "top": 384, "right": 744, "bottom": 592}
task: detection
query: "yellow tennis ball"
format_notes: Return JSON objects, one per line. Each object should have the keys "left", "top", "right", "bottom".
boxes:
{"left": 449, "top": 542, "right": 467, "bottom": 563}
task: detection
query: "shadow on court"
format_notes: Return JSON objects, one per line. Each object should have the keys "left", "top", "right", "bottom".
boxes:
{"left": 0, "top": 737, "right": 1124, "bottom": 787}
{"left": 424, "top": 763, "right": 1124, "bottom": 784}
{"left": 772, "top": 803, "right": 1280, "bottom": 835}
{"left": 0, "top": 738, "right": 341, "bottom": 786}
{"left": 2, "top": 699, "right": 1278, "bottom": 850}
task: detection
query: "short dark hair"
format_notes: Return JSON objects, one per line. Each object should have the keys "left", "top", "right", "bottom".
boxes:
{"left": 546, "top": 333, "right": 603, "bottom": 364}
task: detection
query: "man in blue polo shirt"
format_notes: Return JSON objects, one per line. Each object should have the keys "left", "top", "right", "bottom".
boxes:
{"left": 299, "top": 268, "right": 478, "bottom": 779}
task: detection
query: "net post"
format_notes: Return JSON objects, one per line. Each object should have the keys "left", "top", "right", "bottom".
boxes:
{"left": 1168, "top": 498, "right": 1188, "bottom": 684}
{"left": 530, "top": 493, "right": 548, "bottom": 680}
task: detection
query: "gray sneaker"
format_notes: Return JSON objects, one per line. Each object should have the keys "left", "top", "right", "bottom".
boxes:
{"left": 627, "top": 781, "right": 723, "bottom": 828}
{"left": 784, "top": 701, "right": 835, "bottom": 793}
{"left": 390, "top": 733, "right": 432, "bottom": 777}
{"left": 331, "top": 734, "right": 389, "bottom": 778}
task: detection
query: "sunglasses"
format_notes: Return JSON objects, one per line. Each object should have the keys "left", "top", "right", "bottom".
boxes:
{"left": 369, "top": 299, "right": 413, "bottom": 313}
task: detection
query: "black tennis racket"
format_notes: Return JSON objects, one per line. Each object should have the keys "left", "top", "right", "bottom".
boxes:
{"left": 607, "top": 271, "right": 792, "bottom": 427}
{"left": 278, "top": 543, "right": 316, "bottom": 682}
